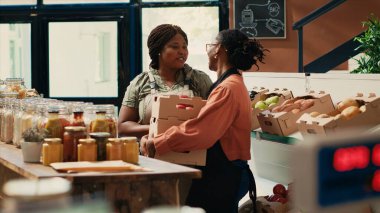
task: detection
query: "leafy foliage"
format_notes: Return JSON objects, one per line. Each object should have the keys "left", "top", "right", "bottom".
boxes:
{"left": 22, "top": 127, "right": 48, "bottom": 142}
{"left": 351, "top": 15, "right": 380, "bottom": 74}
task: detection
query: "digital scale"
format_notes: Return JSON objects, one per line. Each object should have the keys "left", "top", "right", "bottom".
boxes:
{"left": 294, "top": 133, "right": 380, "bottom": 213}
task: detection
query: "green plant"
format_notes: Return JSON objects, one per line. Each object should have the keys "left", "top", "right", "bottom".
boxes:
{"left": 351, "top": 14, "right": 380, "bottom": 74}
{"left": 22, "top": 127, "right": 48, "bottom": 142}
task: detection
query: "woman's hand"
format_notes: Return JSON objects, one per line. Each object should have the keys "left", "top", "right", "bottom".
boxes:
{"left": 140, "top": 135, "right": 156, "bottom": 158}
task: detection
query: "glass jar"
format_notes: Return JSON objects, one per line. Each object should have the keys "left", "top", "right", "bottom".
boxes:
{"left": 106, "top": 138, "right": 123, "bottom": 160}
{"left": 90, "top": 110, "right": 110, "bottom": 134}
{"left": 120, "top": 137, "right": 139, "bottom": 164}
{"left": 77, "top": 138, "right": 97, "bottom": 161}
{"left": 89, "top": 132, "right": 111, "bottom": 161}
{"left": 67, "top": 102, "right": 86, "bottom": 127}
{"left": 4, "top": 78, "right": 27, "bottom": 99}
{"left": 0, "top": 97, "right": 5, "bottom": 141}
{"left": 43, "top": 105, "right": 70, "bottom": 140}
{"left": 21, "top": 103, "right": 38, "bottom": 139}
{"left": 12, "top": 100, "right": 23, "bottom": 147}
{"left": 63, "top": 126, "right": 87, "bottom": 162}
{"left": 42, "top": 138, "right": 63, "bottom": 166}
{"left": 1, "top": 95, "right": 17, "bottom": 144}
{"left": 104, "top": 105, "right": 117, "bottom": 138}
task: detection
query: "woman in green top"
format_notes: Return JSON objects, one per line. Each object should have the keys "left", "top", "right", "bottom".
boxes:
{"left": 118, "top": 24, "right": 212, "bottom": 138}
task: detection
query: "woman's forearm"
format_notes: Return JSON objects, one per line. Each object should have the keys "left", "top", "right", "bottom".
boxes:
{"left": 118, "top": 121, "right": 150, "bottom": 138}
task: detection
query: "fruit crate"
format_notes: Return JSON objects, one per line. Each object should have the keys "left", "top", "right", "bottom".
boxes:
{"left": 151, "top": 95, "right": 206, "bottom": 120}
{"left": 149, "top": 95, "right": 207, "bottom": 166}
{"left": 297, "top": 93, "right": 380, "bottom": 138}
{"left": 251, "top": 88, "right": 293, "bottom": 130}
{"left": 257, "top": 91, "right": 335, "bottom": 136}
{"left": 251, "top": 131, "right": 298, "bottom": 185}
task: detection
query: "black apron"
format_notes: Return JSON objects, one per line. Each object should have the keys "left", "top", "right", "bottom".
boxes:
{"left": 186, "top": 68, "right": 257, "bottom": 213}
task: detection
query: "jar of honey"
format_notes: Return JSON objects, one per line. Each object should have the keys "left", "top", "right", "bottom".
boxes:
{"left": 42, "top": 138, "right": 63, "bottom": 166}
{"left": 106, "top": 138, "right": 123, "bottom": 160}
{"left": 89, "top": 132, "right": 110, "bottom": 161}
{"left": 63, "top": 126, "right": 86, "bottom": 162}
{"left": 120, "top": 137, "right": 139, "bottom": 164}
{"left": 77, "top": 138, "right": 97, "bottom": 161}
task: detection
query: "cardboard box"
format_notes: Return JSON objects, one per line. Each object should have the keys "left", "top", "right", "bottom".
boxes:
{"left": 151, "top": 95, "right": 206, "bottom": 120}
{"left": 257, "top": 91, "right": 335, "bottom": 136}
{"left": 297, "top": 93, "right": 380, "bottom": 137}
{"left": 149, "top": 95, "right": 207, "bottom": 166}
{"left": 251, "top": 88, "right": 293, "bottom": 130}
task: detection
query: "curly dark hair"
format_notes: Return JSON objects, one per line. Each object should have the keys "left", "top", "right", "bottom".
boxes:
{"left": 216, "top": 29, "right": 268, "bottom": 71}
{"left": 147, "top": 24, "right": 188, "bottom": 69}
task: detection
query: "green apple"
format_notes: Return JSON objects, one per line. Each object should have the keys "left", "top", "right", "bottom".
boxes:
{"left": 254, "top": 101, "right": 268, "bottom": 110}
{"left": 265, "top": 96, "right": 279, "bottom": 106}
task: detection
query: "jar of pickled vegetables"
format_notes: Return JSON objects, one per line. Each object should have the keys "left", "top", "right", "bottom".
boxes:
{"left": 43, "top": 106, "right": 70, "bottom": 140}
{"left": 120, "top": 136, "right": 139, "bottom": 164}
{"left": 89, "top": 132, "right": 110, "bottom": 161}
{"left": 71, "top": 104, "right": 86, "bottom": 127}
{"left": 89, "top": 105, "right": 117, "bottom": 137}
{"left": 77, "top": 138, "right": 97, "bottom": 161}
{"left": 106, "top": 138, "right": 123, "bottom": 160}
{"left": 42, "top": 138, "right": 63, "bottom": 166}
{"left": 63, "top": 126, "right": 87, "bottom": 162}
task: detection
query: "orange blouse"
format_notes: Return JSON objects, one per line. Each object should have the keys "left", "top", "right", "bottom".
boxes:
{"left": 153, "top": 74, "right": 252, "bottom": 161}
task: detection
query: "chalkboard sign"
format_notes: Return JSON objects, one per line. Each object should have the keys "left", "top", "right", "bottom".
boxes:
{"left": 234, "top": 0, "right": 286, "bottom": 39}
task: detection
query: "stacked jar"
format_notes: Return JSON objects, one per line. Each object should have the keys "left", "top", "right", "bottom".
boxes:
{"left": 42, "top": 105, "right": 70, "bottom": 140}
{"left": 77, "top": 138, "right": 97, "bottom": 161}
{"left": 42, "top": 138, "right": 63, "bottom": 166}
{"left": 1, "top": 94, "right": 17, "bottom": 143}
{"left": 4, "top": 78, "right": 27, "bottom": 99}
{"left": 89, "top": 105, "right": 117, "bottom": 138}
{"left": 89, "top": 132, "right": 111, "bottom": 161}
{"left": 120, "top": 137, "right": 139, "bottom": 164}
{"left": 106, "top": 138, "right": 123, "bottom": 160}
{"left": 63, "top": 126, "right": 87, "bottom": 162}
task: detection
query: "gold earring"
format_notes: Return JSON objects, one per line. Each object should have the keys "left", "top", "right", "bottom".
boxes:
{"left": 214, "top": 54, "right": 218, "bottom": 59}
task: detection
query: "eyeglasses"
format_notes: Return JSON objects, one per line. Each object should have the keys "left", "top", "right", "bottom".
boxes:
{"left": 205, "top": 43, "right": 218, "bottom": 52}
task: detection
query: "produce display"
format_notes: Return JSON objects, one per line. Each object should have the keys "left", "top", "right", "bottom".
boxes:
{"left": 297, "top": 93, "right": 380, "bottom": 137}
{"left": 249, "top": 87, "right": 293, "bottom": 130}
{"left": 271, "top": 95, "right": 315, "bottom": 114}
{"left": 256, "top": 183, "right": 292, "bottom": 213}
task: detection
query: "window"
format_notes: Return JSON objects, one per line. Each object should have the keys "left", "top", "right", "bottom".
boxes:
{"left": 0, "top": 0, "right": 36, "bottom": 5}
{"left": 49, "top": 22, "right": 118, "bottom": 97}
{"left": 43, "top": 0, "right": 129, "bottom": 4}
{"left": 142, "top": 6, "right": 219, "bottom": 81}
{"left": 0, "top": 24, "right": 32, "bottom": 88}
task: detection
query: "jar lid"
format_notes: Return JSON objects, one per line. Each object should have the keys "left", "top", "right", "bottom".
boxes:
{"left": 2, "top": 177, "right": 71, "bottom": 200}
{"left": 64, "top": 126, "right": 86, "bottom": 132}
{"left": 44, "top": 138, "right": 62, "bottom": 143}
{"left": 120, "top": 137, "right": 137, "bottom": 143}
{"left": 0, "top": 92, "right": 18, "bottom": 98}
{"left": 79, "top": 138, "right": 96, "bottom": 143}
{"left": 89, "top": 132, "right": 111, "bottom": 138}
{"left": 108, "top": 138, "right": 122, "bottom": 143}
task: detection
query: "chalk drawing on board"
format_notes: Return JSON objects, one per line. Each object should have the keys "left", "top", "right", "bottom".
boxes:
{"left": 236, "top": 0, "right": 285, "bottom": 38}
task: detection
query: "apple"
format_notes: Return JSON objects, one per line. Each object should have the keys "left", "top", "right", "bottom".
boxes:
{"left": 273, "top": 184, "right": 287, "bottom": 197}
{"left": 254, "top": 101, "right": 268, "bottom": 110}
{"left": 265, "top": 96, "right": 279, "bottom": 106}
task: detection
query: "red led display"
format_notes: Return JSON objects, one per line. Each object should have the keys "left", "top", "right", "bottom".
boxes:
{"left": 372, "top": 144, "right": 380, "bottom": 166}
{"left": 372, "top": 170, "right": 380, "bottom": 192}
{"left": 333, "top": 146, "right": 370, "bottom": 172}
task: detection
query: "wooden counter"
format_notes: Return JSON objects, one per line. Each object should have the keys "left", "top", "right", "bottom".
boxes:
{"left": 0, "top": 142, "right": 201, "bottom": 213}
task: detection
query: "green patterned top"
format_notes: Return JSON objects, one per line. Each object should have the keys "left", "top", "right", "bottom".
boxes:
{"left": 122, "top": 64, "right": 212, "bottom": 124}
